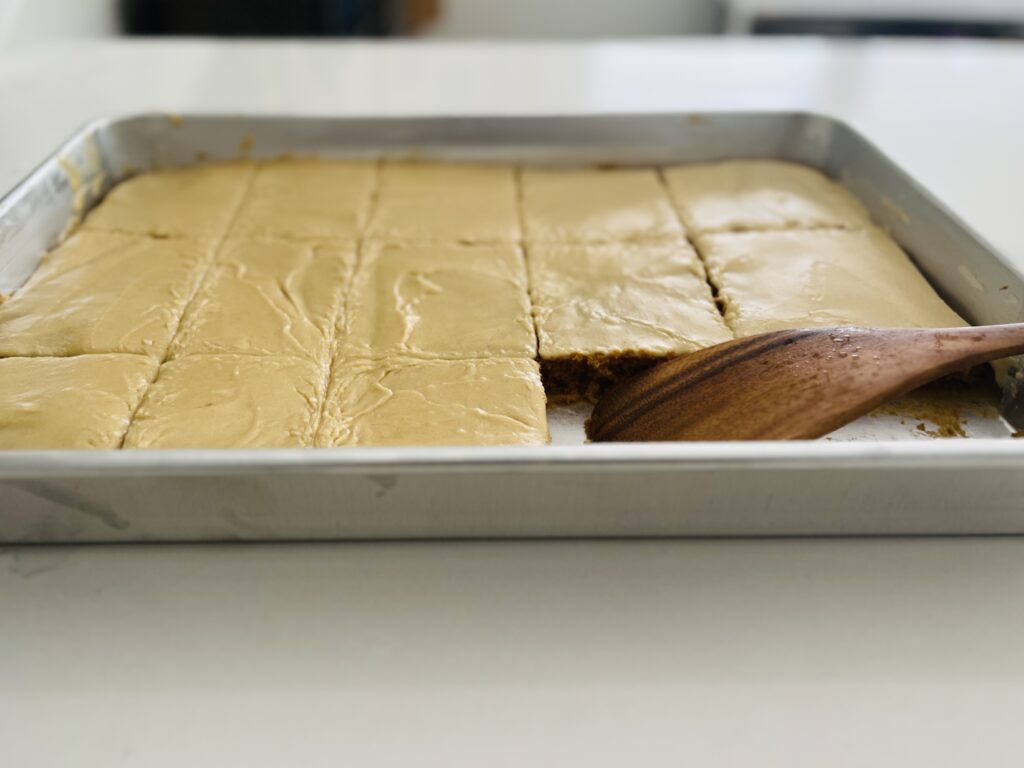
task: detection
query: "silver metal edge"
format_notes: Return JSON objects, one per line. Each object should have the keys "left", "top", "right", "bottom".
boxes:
{"left": 0, "top": 440, "right": 1022, "bottom": 478}
{"left": 0, "top": 116, "right": 115, "bottom": 217}
{"left": 821, "top": 113, "right": 1024, "bottom": 288}
{"left": 2, "top": 110, "right": 1023, "bottom": 476}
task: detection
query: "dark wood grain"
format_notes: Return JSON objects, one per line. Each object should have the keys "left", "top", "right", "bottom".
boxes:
{"left": 586, "top": 325, "right": 1024, "bottom": 442}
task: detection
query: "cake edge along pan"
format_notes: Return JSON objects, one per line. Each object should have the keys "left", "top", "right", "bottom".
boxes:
{"left": 2, "top": 111, "right": 1024, "bottom": 542}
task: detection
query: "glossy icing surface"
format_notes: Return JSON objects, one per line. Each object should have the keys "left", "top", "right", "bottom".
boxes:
{"left": 521, "top": 167, "right": 683, "bottom": 243}
{"left": 318, "top": 357, "right": 549, "bottom": 446}
{"left": 344, "top": 241, "right": 536, "bottom": 359}
{"left": 697, "top": 228, "right": 966, "bottom": 336}
{"left": 0, "top": 232, "right": 214, "bottom": 358}
{"left": 229, "top": 159, "right": 375, "bottom": 241}
{"left": 82, "top": 161, "right": 255, "bottom": 238}
{"left": 664, "top": 160, "right": 872, "bottom": 235}
{"left": 0, "top": 355, "right": 156, "bottom": 449}
{"left": 366, "top": 162, "right": 520, "bottom": 243}
{"left": 528, "top": 240, "right": 731, "bottom": 358}
{"left": 123, "top": 354, "right": 323, "bottom": 449}
{"left": 170, "top": 238, "right": 355, "bottom": 364}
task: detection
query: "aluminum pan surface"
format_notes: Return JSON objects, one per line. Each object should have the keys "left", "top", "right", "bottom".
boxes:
{"left": 1, "top": 112, "right": 1024, "bottom": 540}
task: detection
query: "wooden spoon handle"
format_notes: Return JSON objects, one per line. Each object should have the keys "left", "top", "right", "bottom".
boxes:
{"left": 903, "top": 323, "right": 1024, "bottom": 366}
{"left": 856, "top": 324, "right": 1024, "bottom": 378}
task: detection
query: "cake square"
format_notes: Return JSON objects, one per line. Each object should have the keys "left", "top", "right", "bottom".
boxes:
{"left": 529, "top": 240, "right": 732, "bottom": 358}
{"left": 344, "top": 241, "right": 536, "bottom": 359}
{"left": 663, "top": 160, "right": 872, "bottom": 235}
{"left": 317, "top": 357, "right": 549, "bottom": 447}
{"left": 229, "top": 159, "right": 376, "bottom": 241}
{"left": 695, "top": 228, "right": 967, "bottom": 337}
{"left": 82, "top": 161, "right": 255, "bottom": 238}
{"left": 521, "top": 167, "right": 683, "bottom": 243}
{"left": 0, "top": 232, "right": 215, "bottom": 358}
{"left": 366, "top": 162, "right": 519, "bottom": 243}
{"left": 528, "top": 240, "right": 733, "bottom": 401}
{"left": 0, "top": 355, "right": 157, "bottom": 449}
{"left": 123, "top": 355, "right": 323, "bottom": 449}
{"left": 170, "top": 238, "right": 355, "bottom": 364}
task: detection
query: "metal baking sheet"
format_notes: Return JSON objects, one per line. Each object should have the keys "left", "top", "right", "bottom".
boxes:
{"left": 2, "top": 112, "right": 1024, "bottom": 542}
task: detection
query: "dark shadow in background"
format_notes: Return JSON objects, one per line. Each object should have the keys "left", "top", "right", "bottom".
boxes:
{"left": 119, "top": 0, "right": 421, "bottom": 37}
{"left": 753, "top": 15, "right": 1024, "bottom": 39}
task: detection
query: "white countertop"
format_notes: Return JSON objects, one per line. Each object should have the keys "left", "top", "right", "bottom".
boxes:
{"left": 2, "top": 38, "right": 1024, "bottom": 765}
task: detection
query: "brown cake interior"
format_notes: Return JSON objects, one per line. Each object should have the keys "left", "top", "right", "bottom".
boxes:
{"left": 540, "top": 355, "right": 666, "bottom": 404}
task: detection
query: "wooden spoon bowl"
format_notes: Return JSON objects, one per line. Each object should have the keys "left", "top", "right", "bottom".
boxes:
{"left": 586, "top": 325, "right": 1024, "bottom": 442}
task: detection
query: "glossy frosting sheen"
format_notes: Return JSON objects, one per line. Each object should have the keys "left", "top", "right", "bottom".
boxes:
{"left": 123, "top": 355, "right": 323, "bottom": 449}
{"left": 0, "top": 355, "right": 156, "bottom": 449}
{"left": 521, "top": 167, "right": 684, "bottom": 243}
{"left": 170, "top": 238, "right": 355, "bottom": 364}
{"left": 697, "top": 228, "right": 966, "bottom": 336}
{"left": 344, "top": 241, "right": 536, "bottom": 359}
{"left": 230, "top": 159, "right": 376, "bottom": 241}
{"left": 366, "top": 162, "right": 520, "bottom": 243}
{"left": 318, "top": 357, "right": 549, "bottom": 446}
{"left": 82, "top": 161, "right": 255, "bottom": 238}
{"left": 0, "top": 232, "right": 214, "bottom": 358}
{"left": 528, "top": 240, "right": 732, "bottom": 358}
{"left": 664, "top": 160, "right": 872, "bottom": 235}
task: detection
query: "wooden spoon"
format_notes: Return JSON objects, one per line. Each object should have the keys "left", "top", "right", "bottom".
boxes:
{"left": 586, "top": 325, "right": 1024, "bottom": 442}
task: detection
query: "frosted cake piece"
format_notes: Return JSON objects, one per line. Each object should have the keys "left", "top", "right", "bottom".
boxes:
{"left": 528, "top": 240, "right": 732, "bottom": 401}
{"left": 82, "top": 161, "right": 255, "bottom": 238}
{"left": 344, "top": 241, "right": 536, "bottom": 359}
{"left": 695, "top": 228, "right": 966, "bottom": 337}
{"left": 663, "top": 160, "right": 872, "bottom": 235}
{"left": 366, "top": 162, "right": 519, "bottom": 243}
{"left": 318, "top": 357, "right": 549, "bottom": 447}
{"left": 0, "top": 232, "right": 214, "bottom": 358}
{"left": 0, "top": 355, "right": 156, "bottom": 449}
{"left": 229, "top": 159, "right": 376, "bottom": 241}
{"left": 123, "top": 355, "right": 323, "bottom": 449}
{"left": 521, "top": 167, "right": 683, "bottom": 243}
{"left": 170, "top": 238, "right": 355, "bottom": 364}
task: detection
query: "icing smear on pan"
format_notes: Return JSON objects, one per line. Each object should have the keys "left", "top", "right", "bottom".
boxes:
{"left": 57, "top": 134, "right": 106, "bottom": 241}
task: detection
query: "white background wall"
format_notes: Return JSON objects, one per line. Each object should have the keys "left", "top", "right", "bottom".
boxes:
{"left": 0, "top": 0, "right": 117, "bottom": 50}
